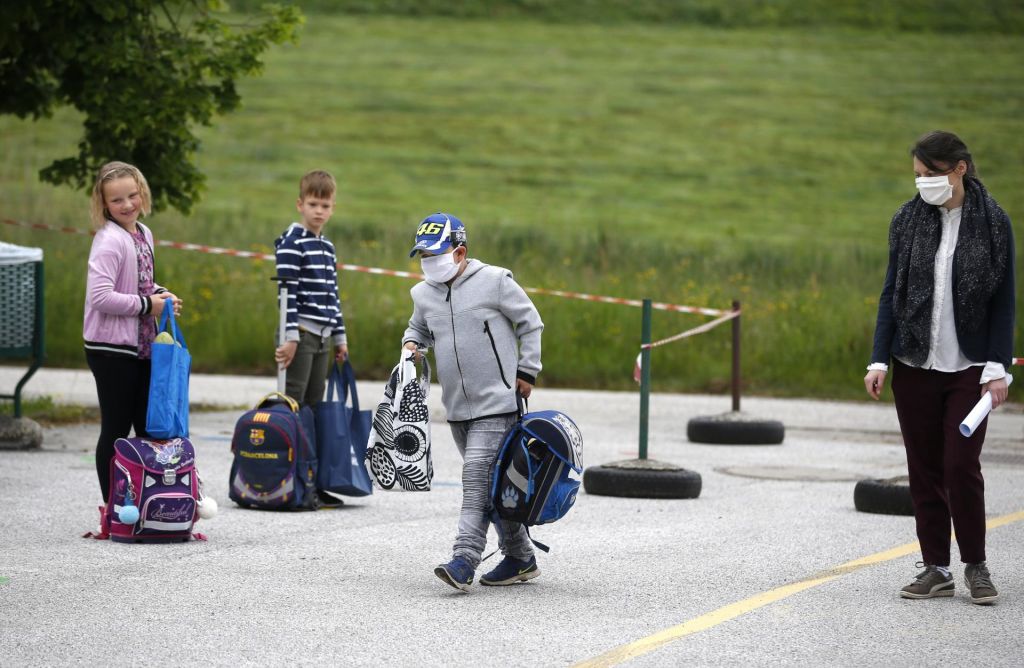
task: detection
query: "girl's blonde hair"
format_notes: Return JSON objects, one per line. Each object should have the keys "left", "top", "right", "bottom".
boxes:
{"left": 89, "top": 161, "right": 152, "bottom": 229}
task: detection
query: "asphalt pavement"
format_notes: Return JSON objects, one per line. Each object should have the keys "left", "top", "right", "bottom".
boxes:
{"left": 1, "top": 367, "right": 1023, "bottom": 667}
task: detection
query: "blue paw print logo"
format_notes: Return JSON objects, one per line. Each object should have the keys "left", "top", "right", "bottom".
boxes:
{"left": 501, "top": 486, "right": 519, "bottom": 509}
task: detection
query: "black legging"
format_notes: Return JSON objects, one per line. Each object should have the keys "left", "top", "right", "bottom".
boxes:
{"left": 86, "top": 352, "right": 151, "bottom": 502}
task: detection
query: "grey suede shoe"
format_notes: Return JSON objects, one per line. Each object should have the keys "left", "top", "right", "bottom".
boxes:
{"left": 964, "top": 562, "right": 998, "bottom": 605}
{"left": 900, "top": 563, "right": 954, "bottom": 599}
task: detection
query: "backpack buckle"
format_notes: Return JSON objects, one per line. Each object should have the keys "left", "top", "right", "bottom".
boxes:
{"left": 162, "top": 469, "right": 176, "bottom": 485}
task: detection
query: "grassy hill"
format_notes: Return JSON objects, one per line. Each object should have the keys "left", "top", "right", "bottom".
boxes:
{"left": 234, "top": 0, "right": 1024, "bottom": 33}
{"left": 1, "top": 13, "right": 1022, "bottom": 400}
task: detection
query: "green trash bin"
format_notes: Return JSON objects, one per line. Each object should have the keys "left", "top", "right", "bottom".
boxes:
{"left": 0, "top": 241, "right": 45, "bottom": 418}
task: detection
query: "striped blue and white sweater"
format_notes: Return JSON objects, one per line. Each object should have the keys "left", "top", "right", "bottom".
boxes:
{"left": 274, "top": 222, "right": 347, "bottom": 345}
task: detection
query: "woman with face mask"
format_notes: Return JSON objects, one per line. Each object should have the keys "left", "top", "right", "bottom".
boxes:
{"left": 865, "top": 131, "right": 1016, "bottom": 605}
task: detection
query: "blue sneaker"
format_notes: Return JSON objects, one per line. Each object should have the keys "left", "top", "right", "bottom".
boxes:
{"left": 434, "top": 558, "right": 474, "bottom": 592}
{"left": 480, "top": 556, "right": 540, "bottom": 586}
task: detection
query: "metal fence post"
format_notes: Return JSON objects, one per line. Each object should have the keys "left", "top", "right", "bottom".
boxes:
{"left": 731, "top": 299, "right": 741, "bottom": 413}
{"left": 639, "top": 298, "right": 652, "bottom": 460}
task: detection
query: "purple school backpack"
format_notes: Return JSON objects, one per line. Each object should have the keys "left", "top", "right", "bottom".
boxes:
{"left": 102, "top": 437, "right": 205, "bottom": 543}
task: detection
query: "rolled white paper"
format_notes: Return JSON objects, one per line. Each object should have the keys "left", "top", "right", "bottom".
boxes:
{"left": 959, "top": 374, "right": 1013, "bottom": 437}
{"left": 960, "top": 394, "right": 992, "bottom": 437}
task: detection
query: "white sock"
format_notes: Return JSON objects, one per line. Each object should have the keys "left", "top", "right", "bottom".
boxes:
{"left": 936, "top": 566, "right": 951, "bottom": 578}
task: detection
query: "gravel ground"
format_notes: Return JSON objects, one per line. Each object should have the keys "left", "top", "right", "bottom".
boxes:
{"left": 1, "top": 368, "right": 1022, "bottom": 667}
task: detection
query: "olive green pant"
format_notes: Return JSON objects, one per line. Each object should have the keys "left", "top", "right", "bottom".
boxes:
{"left": 285, "top": 330, "right": 332, "bottom": 407}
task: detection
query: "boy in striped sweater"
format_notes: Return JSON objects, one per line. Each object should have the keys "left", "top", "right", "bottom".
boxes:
{"left": 274, "top": 171, "right": 348, "bottom": 392}
{"left": 274, "top": 170, "right": 349, "bottom": 507}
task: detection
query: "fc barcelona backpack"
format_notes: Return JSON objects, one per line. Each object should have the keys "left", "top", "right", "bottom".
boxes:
{"left": 229, "top": 393, "right": 319, "bottom": 510}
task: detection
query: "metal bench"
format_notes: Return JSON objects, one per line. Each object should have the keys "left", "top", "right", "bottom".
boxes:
{"left": 0, "top": 242, "right": 45, "bottom": 418}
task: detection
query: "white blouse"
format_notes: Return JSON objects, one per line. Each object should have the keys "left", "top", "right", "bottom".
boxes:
{"left": 869, "top": 206, "right": 1007, "bottom": 384}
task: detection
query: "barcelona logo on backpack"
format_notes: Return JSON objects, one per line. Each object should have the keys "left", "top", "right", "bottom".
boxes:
{"left": 490, "top": 404, "right": 583, "bottom": 527}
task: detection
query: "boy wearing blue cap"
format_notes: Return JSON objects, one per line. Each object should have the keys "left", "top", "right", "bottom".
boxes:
{"left": 403, "top": 212, "right": 545, "bottom": 591}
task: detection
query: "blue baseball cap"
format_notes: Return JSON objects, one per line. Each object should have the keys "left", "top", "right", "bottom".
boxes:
{"left": 409, "top": 213, "right": 467, "bottom": 257}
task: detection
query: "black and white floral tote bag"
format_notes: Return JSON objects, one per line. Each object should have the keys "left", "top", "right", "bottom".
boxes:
{"left": 365, "top": 349, "right": 433, "bottom": 491}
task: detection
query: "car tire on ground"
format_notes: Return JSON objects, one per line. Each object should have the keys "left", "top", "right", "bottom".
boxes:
{"left": 583, "top": 461, "right": 702, "bottom": 499}
{"left": 853, "top": 476, "right": 914, "bottom": 516}
{"left": 687, "top": 412, "right": 785, "bottom": 445}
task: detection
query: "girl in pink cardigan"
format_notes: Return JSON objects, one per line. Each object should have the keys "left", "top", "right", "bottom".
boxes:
{"left": 83, "top": 162, "right": 182, "bottom": 522}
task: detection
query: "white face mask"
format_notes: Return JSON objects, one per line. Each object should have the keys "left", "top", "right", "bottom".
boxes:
{"left": 421, "top": 251, "right": 460, "bottom": 283}
{"left": 915, "top": 175, "right": 953, "bottom": 206}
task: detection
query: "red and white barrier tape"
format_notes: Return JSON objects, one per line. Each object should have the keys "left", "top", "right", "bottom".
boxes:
{"left": 523, "top": 287, "right": 725, "bottom": 316}
{"left": 3, "top": 217, "right": 726, "bottom": 314}
{"left": 632, "top": 309, "right": 740, "bottom": 383}
{"left": 641, "top": 309, "right": 740, "bottom": 351}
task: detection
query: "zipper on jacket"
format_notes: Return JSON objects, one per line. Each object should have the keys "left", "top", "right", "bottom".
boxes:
{"left": 484, "top": 320, "right": 512, "bottom": 389}
{"left": 448, "top": 286, "right": 471, "bottom": 404}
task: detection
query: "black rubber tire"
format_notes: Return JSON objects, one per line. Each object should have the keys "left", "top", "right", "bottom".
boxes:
{"left": 853, "top": 477, "right": 914, "bottom": 516}
{"left": 687, "top": 414, "right": 785, "bottom": 445}
{"left": 583, "top": 465, "right": 702, "bottom": 499}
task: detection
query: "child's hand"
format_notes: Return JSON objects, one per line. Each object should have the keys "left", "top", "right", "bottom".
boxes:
{"left": 162, "top": 293, "right": 183, "bottom": 317}
{"left": 151, "top": 294, "right": 167, "bottom": 317}
{"left": 275, "top": 341, "right": 298, "bottom": 369}
{"left": 335, "top": 344, "right": 349, "bottom": 363}
{"left": 150, "top": 293, "right": 182, "bottom": 318}
{"left": 516, "top": 378, "right": 533, "bottom": 399}
{"left": 404, "top": 341, "right": 423, "bottom": 362}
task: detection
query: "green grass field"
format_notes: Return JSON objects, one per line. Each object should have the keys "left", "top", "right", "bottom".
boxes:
{"left": 2, "top": 13, "right": 1022, "bottom": 400}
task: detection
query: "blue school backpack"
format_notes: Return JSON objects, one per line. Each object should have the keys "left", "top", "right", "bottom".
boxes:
{"left": 490, "top": 400, "right": 583, "bottom": 530}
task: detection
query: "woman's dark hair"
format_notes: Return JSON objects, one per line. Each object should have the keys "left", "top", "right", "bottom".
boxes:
{"left": 911, "top": 130, "right": 978, "bottom": 178}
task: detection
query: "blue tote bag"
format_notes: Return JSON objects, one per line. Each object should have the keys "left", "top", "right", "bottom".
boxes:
{"left": 146, "top": 305, "right": 191, "bottom": 438}
{"left": 315, "top": 361, "right": 373, "bottom": 496}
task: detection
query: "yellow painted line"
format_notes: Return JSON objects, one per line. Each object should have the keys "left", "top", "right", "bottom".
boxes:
{"left": 574, "top": 509, "right": 1024, "bottom": 668}
{"left": 986, "top": 509, "right": 1024, "bottom": 530}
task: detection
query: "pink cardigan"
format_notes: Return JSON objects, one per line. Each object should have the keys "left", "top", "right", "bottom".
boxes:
{"left": 83, "top": 221, "right": 165, "bottom": 356}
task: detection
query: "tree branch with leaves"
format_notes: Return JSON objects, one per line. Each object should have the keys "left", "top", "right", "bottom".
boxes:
{"left": 0, "top": 1, "right": 302, "bottom": 213}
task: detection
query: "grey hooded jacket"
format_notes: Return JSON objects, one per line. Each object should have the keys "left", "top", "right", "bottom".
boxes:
{"left": 403, "top": 259, "right": 543, "bottom": 421}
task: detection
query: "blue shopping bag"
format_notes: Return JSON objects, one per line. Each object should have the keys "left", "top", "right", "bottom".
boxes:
{"left": 315, "top": 360, "right": 373, "bottom": 496}
{"left": 146, "top": 305, "right": 191, "bottom": 438}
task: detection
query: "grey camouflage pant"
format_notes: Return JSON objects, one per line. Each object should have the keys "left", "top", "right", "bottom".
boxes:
{"left": 449, "top": 414, "right": 533, "bottom": 568}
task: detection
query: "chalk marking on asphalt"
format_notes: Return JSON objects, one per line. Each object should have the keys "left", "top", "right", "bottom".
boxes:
{"left": 0, "top": 576, "right": 9, "bottom": 585}
{"left": 574, "top": 509, "right": 1024, "bottom": 668}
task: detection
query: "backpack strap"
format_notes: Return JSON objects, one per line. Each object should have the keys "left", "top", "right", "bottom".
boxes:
{"left": 257, "top": 392, "right": 299, "bottom": 412}
{"left": 519, "top": 435, "right": 538, "bottom": 503}
{"left": 81, "top": 504, "right": 110, "bottom": 539}
{"left": 516, "top": 392, "right": 528, "bottom": 418}
{"left": 525, "top": 526, "right": 550, "bottom": 554}
{"left": 488, "top": 515, "right": 551, "bottom": 554}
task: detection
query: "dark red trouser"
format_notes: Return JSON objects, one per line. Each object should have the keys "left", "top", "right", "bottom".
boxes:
{"left": 891, "top": 360, "right": 987, "bottom": 566}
